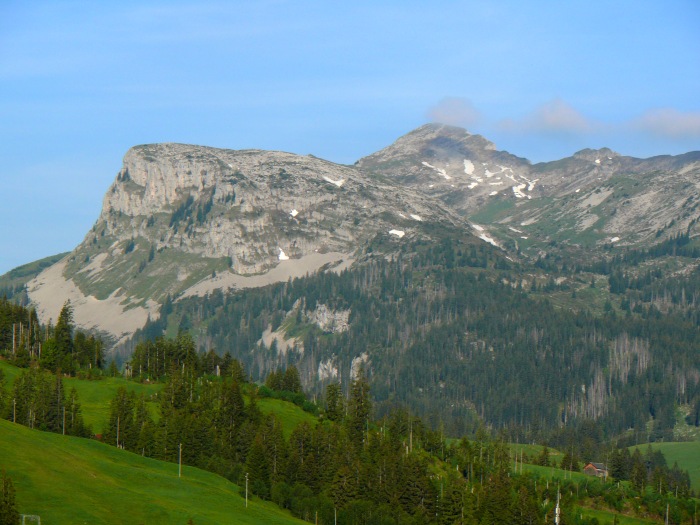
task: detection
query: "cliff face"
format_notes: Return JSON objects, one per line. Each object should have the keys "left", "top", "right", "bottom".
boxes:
{"left": 96, "top": 143, "right": 463, "bottom": 274}
{"left": 27, "top": 140, "right": 467, "bottom": 343}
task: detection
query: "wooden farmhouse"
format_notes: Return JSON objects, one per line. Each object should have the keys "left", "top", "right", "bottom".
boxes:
{"left": 583, "top": 462, "right": 608, "bottom": 478}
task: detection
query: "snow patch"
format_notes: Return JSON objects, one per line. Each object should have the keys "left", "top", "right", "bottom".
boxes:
{"left": 595, "top": 158, "right": 601, "bottom": 164}
{"left": 389, "top": 229, "right": 405, "bottom": 238}
{"left": 463, "top": 159, "right": 475, "bottom": 175}
{"left": 610, "top": 237, "right": 620, "bottom": 243}
{"left": 323, "top": 176, "right": 345, "bottom": 187}
{"left": 471, "top": 223, "right": 484, "bottom": 231}
{"left": 489, "top": 191, "right": 498, "bottom": 196}
{"left": 467, "top": 182, "right": 478, "bottom": 189}
{"left": 278, "top": 248, "right": 290, "bottom": 261}
{"left": 479, "top": 234, "right": 500, "bottom": 248}
{"left": 410, "top": 214, "right": 423, "bottom": 221}
{"left": 508, "top": 227, "right": 523, "bottom": 233}
{"left": 290, "top": 209, "right": 298, "bottom": 217}
{"left": 512, "top": 184, "right": 527, "bottom": 198}
{"left": 422, "top": 161, "right": 451, "bottom": 180}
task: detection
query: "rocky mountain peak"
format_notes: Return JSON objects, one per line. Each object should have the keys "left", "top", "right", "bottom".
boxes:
{"left": 27, "top": 138, "right": 469, "bottom": 344}
{"left": 571, "top": 147, "right": 620, "bottom": 163}
{"left": 358, "top": 123, "right": 500, "bottom": 169}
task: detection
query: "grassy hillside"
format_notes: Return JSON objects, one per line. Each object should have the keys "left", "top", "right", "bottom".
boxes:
{"left": 0, "top": 419, "right": 305, "bottom": 525}
{"left": 518, "top": 460, "right": 666, "bottom": 524}
{"left": 257, "top": 397, "right": 317, "bottom": 438}
{"left": 631, "top": 441, "right": 700, "bottom": 490}
{"left": 1, "top": 360, "right": 317, "bottom": 436}
{"left": 580, "top": 507, "right": 661, "bottom": 525}
{"left": 0, "top": 360, "right": 161, "bottom": 432}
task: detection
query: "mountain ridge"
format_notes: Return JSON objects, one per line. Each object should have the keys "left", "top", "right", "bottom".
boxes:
{"left": 4, "top": 122, "right": 699, "bottom": 348}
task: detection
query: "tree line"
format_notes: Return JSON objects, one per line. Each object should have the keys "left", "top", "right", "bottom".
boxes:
{"left": 101, "top": 349, "right": 698, "bottom": 524}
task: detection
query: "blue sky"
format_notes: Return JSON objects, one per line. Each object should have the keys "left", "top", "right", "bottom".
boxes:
{"left": 1, "top": 0, "right": 699, "bottom": 274}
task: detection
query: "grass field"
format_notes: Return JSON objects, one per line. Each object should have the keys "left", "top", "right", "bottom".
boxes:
{"left": 1, "top": 360, "right": 319, "bottom": 438}
{"left": 511, "top": 443, "right": 565, "bottom": 465}
{"left": 520, "top": 463, "right": 589, "bottom": 483}
{"left": 0, "top": 360, "right": 162, "bottom": 433}
{"left": 257, "top": 397, "right": 317, "bottom": 438}
{"left": 64, "top": 375, "right": 162, "bottom": 432}
{"left": 630, "top": 441, "right": 700, "bottom": 491}
{"left": 579, "top": 507, "right": 661, "bottom": 525}
{"left": 0, "top": 419, "right": 305, "bottom": 525}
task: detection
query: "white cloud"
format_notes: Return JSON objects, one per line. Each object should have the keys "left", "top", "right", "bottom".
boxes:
{"left": 426, "top": 97, "right": 482, "bottom": 128}
{"left": 498, "top": 98, "right": 597, "bottom": 135}
{"left": 630, "top": 108, "right": 700, "bottom": 138}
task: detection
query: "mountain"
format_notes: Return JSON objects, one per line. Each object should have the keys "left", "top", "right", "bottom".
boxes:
{"left": 25, "top": 141, "right": 469, "bottom": 345}
{"left": 7, "top": 124, "right": 700, "bottom": 437}
{"left": 359, "top": 124, "right": 700, "bottom": 255}
{"left": 21, "top": 125, "right": 700, "bottom": 346}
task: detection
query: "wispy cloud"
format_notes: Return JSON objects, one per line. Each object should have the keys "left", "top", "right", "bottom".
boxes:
{"left": 498, "top": 98, "right": 597, "bottom": 135}
{"left": 426, "top": 97, "right": 482, "bottom": 128}
{"left": 630, "top": 108, "right": 700, "bottom": 138}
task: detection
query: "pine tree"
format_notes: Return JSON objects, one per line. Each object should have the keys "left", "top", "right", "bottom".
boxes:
{"left": 104, "top": 387, "right": 136, "bottom": 449}
{"left": 631, "top": 450, "right": 647, "bottom": 491}
{"left": 0, "top": 372, "right": 6, "bottom": 419}
{"left": 329, "top": 465, "right": 359, "bottom": 509}
{"left": 282, "top": 365, "right": 302, "bottom": 393}
{"left": 45, "top": 374, "right": 66, "bottom": 433}
{"left": 324, "top": 382, "right": 344, "bottom": 422}
{"left": 245, "top": 433, "right": 270, "bottom": 499}
{"left": 0, "top": 470, "right": 19, "bottom": 525}
{"left": 535, "top": 445, "right": 550, "bottom": 467}
{"left": 346, "top": 366, "right": 371, "bottom": 450}
{"left": 65, "top": 387, "right": 92, "bottom": 437}
{"left": 440, "top": 481, "right": 466, "bottom": 525}
{"left": 54, "top": 300, "right": 75, "bottom": 373}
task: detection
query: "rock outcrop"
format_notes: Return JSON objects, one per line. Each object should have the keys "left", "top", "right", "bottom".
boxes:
{"left": 28, "top": 139, "right": 468, "bottom": 343}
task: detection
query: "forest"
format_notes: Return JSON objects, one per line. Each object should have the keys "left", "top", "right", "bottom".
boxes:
{"left": 1, "top": 325, "right": 697, "bottom": 524}
{"left": 120, "top": 233, "right": 700, "bottom": 442}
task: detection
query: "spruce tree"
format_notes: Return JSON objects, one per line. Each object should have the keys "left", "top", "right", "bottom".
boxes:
{"left": 324, "top": 383, "right": 344, "bottom": 422}
{"left": 282, "top": 365, "right": 302, "bottom": 393}
{"left": 0, "top": 470, "right": 19, "bottom": 525}
{"left": 54, "top": 300, "right": 75, "bottom": 373}
{"left": 346, "top": 366, "right": 371, "bottom": 450}
{"left": 245, "top": 433, "right": 270, "bottom": 499}
{"left": 66, "top": 387, "right": 89, "bottom": 437}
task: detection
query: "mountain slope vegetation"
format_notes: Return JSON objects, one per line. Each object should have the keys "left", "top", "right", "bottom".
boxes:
{"left": 0, "top": 419, "right": 305, "bottom": 525}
